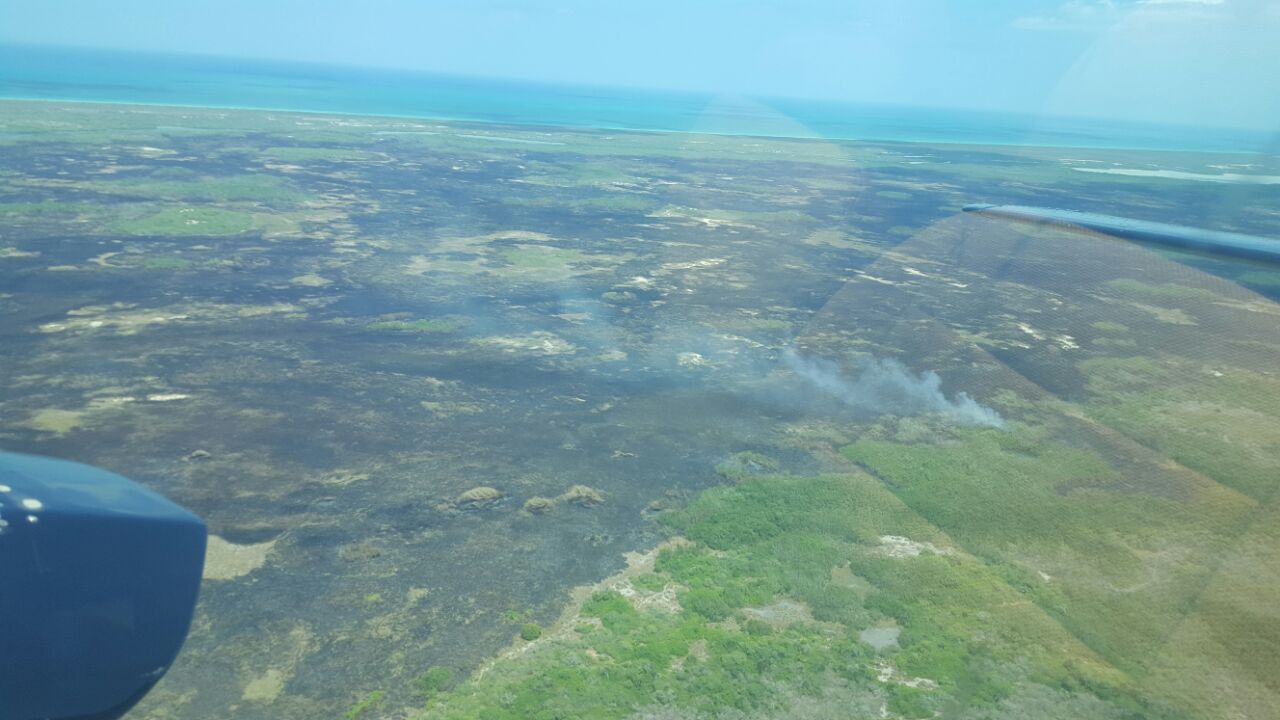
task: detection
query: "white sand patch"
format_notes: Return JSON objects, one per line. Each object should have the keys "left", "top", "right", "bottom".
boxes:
{"left": 873, "top": 535, "right": 955, "bottom": 559}
{"left": 39, "top": 302, "right": 298, "bottom": 335}
{"left": 875, "top": 660, "right": 939, "bottom": 689}
{"left": 204, "top": 535, "right": 278, "bottom": 581}
{"left": 854, "top": 272, "right": 899, "bottom": 286}
{"left": 1071, "top": 167, "right": 1280, "bottom": 184}
{"left": 1016, "top": 322, "right": 1046, "bottom": 341}
{"left": 87, "top": 396, "right": 137, "bottom": 409}
{"left": 613, "top": 577, "right": 682, "bottom": 614}
{"left": 132, "top": 146, "right": 177, "bottom": 158}
{"left": 623, "top": 275, "right": 655, "bottom": 289}
{"left": 677, "top": 352, "right": 710, "bottom": 367}
{"left": 476, "top": 332, "right": 576, "bottom": 356}
{"left": 656, "top": 257, "right": 727, "bottom": 274}
{"left": 289, "top": 274, "right": 331, "bottom": 287}
{"left": 1132, "top": 303, "right": 1197, "bottom": 325}
{"left": 21, "top": 408, "right": 86, "bottom": 435}
{"left": 456, "top": 134, "right": 566, "bottom": 146}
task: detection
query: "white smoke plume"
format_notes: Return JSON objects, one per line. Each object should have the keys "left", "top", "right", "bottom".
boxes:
{"left": 781, "top": 349, "right": 1004, "bottom": 428}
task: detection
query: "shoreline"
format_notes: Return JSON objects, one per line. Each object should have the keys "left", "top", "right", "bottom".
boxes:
{"left": 0, "top": 95, "right": 1264, "bottom": 157}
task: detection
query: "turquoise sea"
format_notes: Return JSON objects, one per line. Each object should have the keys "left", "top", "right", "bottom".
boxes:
{"left": 1, "top": 43, "right": 1275, "bottom": 153}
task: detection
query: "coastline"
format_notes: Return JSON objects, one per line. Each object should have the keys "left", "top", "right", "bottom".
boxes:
{"left": 0, "top": 94, "right": 1267, "bottom": 156}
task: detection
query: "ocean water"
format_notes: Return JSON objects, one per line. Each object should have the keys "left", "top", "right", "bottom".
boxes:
{"left": 1, "top": 42, "right": 1273, "bottom": 153}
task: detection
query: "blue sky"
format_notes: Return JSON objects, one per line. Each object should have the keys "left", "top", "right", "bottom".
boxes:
{"left": 2, "top": 0, "right": 1277, "bottom": 129}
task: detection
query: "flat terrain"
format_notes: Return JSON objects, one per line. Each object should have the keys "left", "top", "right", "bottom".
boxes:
{"left": 1, "top": 100, "right": 1277, "bottom": 719}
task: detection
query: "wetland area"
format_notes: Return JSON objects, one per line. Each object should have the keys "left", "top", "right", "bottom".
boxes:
{"left": 1, "top": 99, "right": 1278, "bottom": 719}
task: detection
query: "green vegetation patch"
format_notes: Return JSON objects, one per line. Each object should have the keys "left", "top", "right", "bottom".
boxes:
{"left": 109, "top": 207, "right": 254, "bottom": 236}
{"left": 1079, "top": 355, "right": 1280, "bottom": 500}
{"left": 262, "top": 146, "right": 381, "bottom": 162}
{"left": 424, "top": 470, "right": 1163, "bottom": 719}
{"left": 1102, "top": 278, "right": 1220, "bottom": 304}
{"left": 1089, "top": 320, "right": 1129, "bottom": 334}
{"left": 97, "top": 173, "right": 305, "bottom": 203}
{"left": 802, "top": 229, "right": 878, "bottom": 251}
{"left": 713, "top": 450, "right": 781, "bottom": 481}
{"left": 427, "top": 582, "right": 875, "bottom": 720}
{"left": 140, "top": 256, "right": 197, "bottom": 270}
{"left": 345, "top": 690, "right": 385, "bottom": 719}
{"left": 493, "top": 244, "right": 636, "bottom": 283}
{"left": 567, "top": 194, "right": 655, "bottom": 212}
{"left": 415, "top": 666, "right": 454, "bottom": 699}
{"left": 0, "top": 200, "right": 98, "bottom": 219}
{"left": 500, "top": 245, "right": 588, "bottom": 271}
{"left": 503, "top": 192, "right": 656, "bottom": 213}
{"left": 842, "top": 423, "right": 1262, "bottom": 714}
{"left": 516, "top": 162, "right": 640, "bottom": 188}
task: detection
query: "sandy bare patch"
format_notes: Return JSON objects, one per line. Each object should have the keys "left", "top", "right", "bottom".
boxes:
{"left": 474, "top": 538, "right": 690, "bottom": 680}
{"left": 873, "top": 535, "right": 955, "bottom": 559}
{"left": 39, "top": 301, "right": 300, "bottom": 335}
{"left": 875, "top": 660, "right": 939, "bottom": 689}
{"left": 204, "top": 534, "right": 278, "bottom": 581}
{"left": 742, "top": 598, "right": 813, "bottom": 627}
{"left": 239, "top": 625, "right": 314, "bottom": 704}
{"left": 476, "top": 332, "right": 576, "bottom": 356}
{"left": 677, "top": 352, "right": 711, "bottom": 367}
{"left": 289, "top": 273, "right": 331, "bottom": 287}
{"left": 21, "top": 408, "right": 87, "bottom": 435}
{"left": 655, "top": 257, "right": 727, "bottom": 274}
{"left": 1132, "top": 303, "right": 1197, "bottom": 325}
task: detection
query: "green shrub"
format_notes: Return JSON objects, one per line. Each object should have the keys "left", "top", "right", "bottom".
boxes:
{"left": 887, "top": 685, "right": 934, "bottom": 718}
{"left": 582, "top": 590, "right": 639, "bottom": 632}
{"left": 681, "top": 588, "right": 732, "bottom": 621}
{"left": 344, "top": 690, "right": 384, "bottom": 719}
{"left": 415, "top": 666, "right": 453, "bottom": 697}
{"left": 631, "top": 573, "right": 668, "bottom": 593}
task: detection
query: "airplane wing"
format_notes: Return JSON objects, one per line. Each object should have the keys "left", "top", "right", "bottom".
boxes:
{"left": 963, "top": 204, "right": 1280, "bottom": 265}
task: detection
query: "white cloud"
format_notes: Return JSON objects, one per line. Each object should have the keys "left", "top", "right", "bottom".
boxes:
{"left": 1012, "top": 1, "right": 1122, "bottom": 31}
{"left": 1013, "top": 0, "right": 1231, "bottom": 31}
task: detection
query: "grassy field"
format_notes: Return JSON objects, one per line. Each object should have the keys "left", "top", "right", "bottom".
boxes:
{"left": 108, "top": 206, "right": 256, "bottom": 236}
{"left": 419, "top": 461, "right": 1189, "bottom": 719}
{"left": 412, "top": 354, "right": 1278, "bottom": 720}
